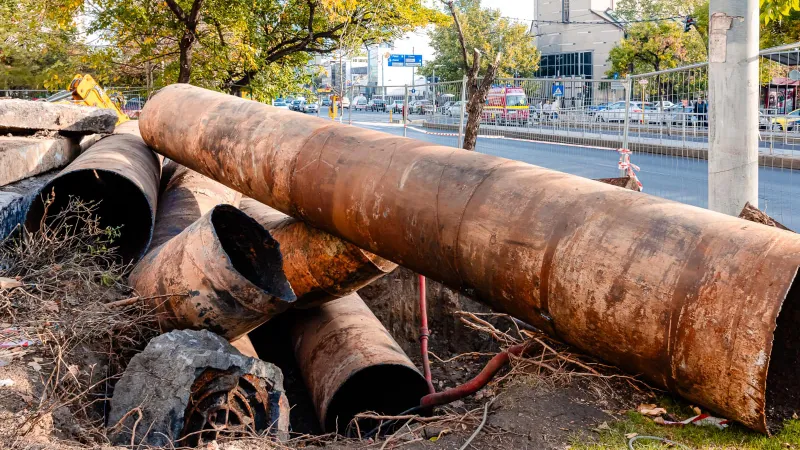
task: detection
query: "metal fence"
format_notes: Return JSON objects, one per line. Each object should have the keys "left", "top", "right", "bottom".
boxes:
{"left": 0, "top": 86, "right": 154, "bottom": 119}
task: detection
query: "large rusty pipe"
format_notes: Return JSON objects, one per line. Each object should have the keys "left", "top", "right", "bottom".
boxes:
{"left": 291, "top": 293, "right": 429, "bottom": 432}
{"left": 129, "top": 204, "right": 296, "bottom": 339}
{"left": 239, "top": 198, "right": 396, "bottom": 308}
{"left": 24, "top": 133, "right": 161, "bottom": 263}
{"left": 150, "top": 164, "right": 241, "bottom": 248}
{"left": 140, "top": 84, "right": 800, "bottom": 433}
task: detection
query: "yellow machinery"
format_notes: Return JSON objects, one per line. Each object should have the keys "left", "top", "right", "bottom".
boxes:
{"left": 48, "top": 74, "right": 130, "bottom": 125}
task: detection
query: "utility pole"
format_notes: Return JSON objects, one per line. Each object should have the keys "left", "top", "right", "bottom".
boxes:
{"left": 708, "top": 0, "right": 759, "bottom": 215}
{"left": 412, "top": 46, "right": 415, "bottom": 101}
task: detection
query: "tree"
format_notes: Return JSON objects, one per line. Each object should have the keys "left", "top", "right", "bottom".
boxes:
{"left": 607, "top": 21, "right": 706, "bottom": 77}
{"left": 422, "top": 0, "right": 539, "bottom": 151}
{"left": 78, "top": 0, "right": 440, "bottom": 91}
{"left": 614, "top": 0, "right": 704, "bottom": 22}
{"left": 762, "top": 0, "right": 800, "bottom": 24}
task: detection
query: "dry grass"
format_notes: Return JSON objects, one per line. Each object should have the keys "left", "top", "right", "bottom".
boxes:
{"left": 0, "top": 196, "right": 161, "bottom": 448}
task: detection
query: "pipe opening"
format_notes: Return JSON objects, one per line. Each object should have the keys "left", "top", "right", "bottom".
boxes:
{"left": 211, "top": 205, "right": 296, "bottom": 303}
{"left": 324, "top": 364, "right": 430, "bottom": 433}
{"left": 766, "top": 275, "right": 800, "bottom": 434}
{"left": 24, "top": 170, "right": 154, "bottom": 263}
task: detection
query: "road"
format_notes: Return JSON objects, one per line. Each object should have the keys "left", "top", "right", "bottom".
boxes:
{"left": 311, "top": 110, "right": 800, "bottom": 230}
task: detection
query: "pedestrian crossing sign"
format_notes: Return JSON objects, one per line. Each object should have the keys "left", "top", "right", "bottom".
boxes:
{"left": 552, "top": 85, "right": 564, "bottom": 97}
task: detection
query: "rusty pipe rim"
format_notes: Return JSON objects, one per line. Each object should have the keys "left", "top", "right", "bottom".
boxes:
{"left": 291, "top": 294, "right": 429, "bottom": 432}
{"left": 131, "top": 204, "right": 297, "bottom": 339}
{"left": 24, "top": 134, "right": 160, "bottom": 263}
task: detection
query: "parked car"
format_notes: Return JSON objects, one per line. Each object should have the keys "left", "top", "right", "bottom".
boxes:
{"left": 759, "top": 111, "right": 772, "bottom": 130}
{"left": 587, "top": 102, "right": 609, "bottom": 115}
{"left": 439, "top": 101, "right": 454, "bottom": 114}
{"left": 772, "top": 108, "right": 800, "bottom": 131}
{"left": 367, "top": 99, "right": 386, "bottom": 112}
{"left": 273, "top": 100, "right": 290, "bottom": 109}
{"left": 666, "top": 105, "right": 695, "bottom": 126}
{"left": 389, "top": 100, "right": 404, "bottom": 113}
{"left": 413, "top": 100, "right": 435, "bottom": 115}
{"left": 290, "top": 99, "right": 303, "bottom": 111}
{"left": 300, "top": 100, "right": 319, "bottom": 114}
{"left": 595, "top": 101, "right": 658, "bottom": 123}
{"left": 446, "top": 101, "right": 465, "bottom": 117}
{"left": 339, "top": 97, "right": 350, "bottom": 109}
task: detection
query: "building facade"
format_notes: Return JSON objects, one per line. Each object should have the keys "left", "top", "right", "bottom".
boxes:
{"left": 532, "top": 0, "right": 624, "bottom": 80}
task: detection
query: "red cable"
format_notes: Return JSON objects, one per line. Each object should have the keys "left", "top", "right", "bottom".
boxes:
{"left": 420, "top": 343, "right": 526, "bottom": 408}
{"left": 418, "top": 274, "right": 435, "bottom": 395}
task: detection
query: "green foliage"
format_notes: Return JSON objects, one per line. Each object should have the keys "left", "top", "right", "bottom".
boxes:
{"left": 606, "top": 21, "right": 706, "bottom": 77}
{"left": 614, "top": 0, "right": 704, "bottom": 22}
{"left": 762, "top": 0, "right": 800, "bottom": 24}
{"left": 79, "top": 0, "right": 441, "bottom": 93}
{"left": 419, "top": 0, "right": 540, "bottom": 82}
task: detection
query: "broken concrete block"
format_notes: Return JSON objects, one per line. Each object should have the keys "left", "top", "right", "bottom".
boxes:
{"left": 0, "top": 99, "right": 117, "bottom": 134}
{"left": 109, "top": 329, "right": 289, "bottom": 447}
{"left": 0, "top": 170, "right": 59, "bottom": 241}
{"left": 0, "top": 134, "right": 99, "bottom": 187}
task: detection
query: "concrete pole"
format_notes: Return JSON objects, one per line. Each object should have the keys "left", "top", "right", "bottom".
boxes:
{"left": 708, "top": 0, "right": 759, "bottom": 215}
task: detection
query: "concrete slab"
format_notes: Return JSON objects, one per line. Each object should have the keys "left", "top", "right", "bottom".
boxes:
{"left": 0, "top": 137, "right": 82, "bottom": 187}
{"left": 0, "top": 99, "right": 117, "bottom": 134}
{"left": 0, "top": 170, "right": 58, "bottom": 240}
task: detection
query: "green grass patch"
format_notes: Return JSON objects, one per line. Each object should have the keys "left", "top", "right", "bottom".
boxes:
{"left": 571, "top": 396, "right": 800, "bottom": 449}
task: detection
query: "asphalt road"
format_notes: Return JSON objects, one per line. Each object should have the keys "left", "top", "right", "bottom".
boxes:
{"left": 325, "top": 116, "right": 800, "bottom": 230}
{"left": 318, "top": 109, "right": 800, "bottom": 152}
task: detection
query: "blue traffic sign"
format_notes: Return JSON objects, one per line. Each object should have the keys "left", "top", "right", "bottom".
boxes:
{"left": 552, "top": 84, "right": 564, "bottom": 97}
{"left": 411, "top": 88, "right": 416, "bottom": 94}
{"left": 388, "top": 54, "right": 423, "bottom": 67}
{"left": 613, "top": 72, "right": 620, "bottom": 80}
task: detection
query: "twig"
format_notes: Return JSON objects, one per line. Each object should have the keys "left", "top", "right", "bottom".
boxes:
{"left": 458, "top": 398, "right": 494, "bottom": 450}
{"left": 104, "top": 292, "right": 188, "bottom": 308}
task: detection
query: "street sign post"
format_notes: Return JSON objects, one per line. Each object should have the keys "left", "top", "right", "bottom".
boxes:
{"left": 388, "top": 54, "right": 423, "bottom": 67}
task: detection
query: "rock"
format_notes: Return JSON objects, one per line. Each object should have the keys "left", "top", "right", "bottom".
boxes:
{"left": 0, "top": 99, "right": 117, "bottom": 134}
{"left": 109, "top": 330, "right": 289, "bottom": 447}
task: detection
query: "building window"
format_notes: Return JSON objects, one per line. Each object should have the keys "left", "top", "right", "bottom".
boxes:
{"left": 534, "top": 51, "right": 592, "bottom": 79}
{"left": 562, "top": 0, "right": 570, "bottom": 23}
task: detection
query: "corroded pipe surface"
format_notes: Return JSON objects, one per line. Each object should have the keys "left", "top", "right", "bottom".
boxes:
{"left": 240, "top": 198, "right": 396, "bottom": 308}
{"left": 291, "top": 293, "right": 429, "bottom": 431}
{"left": 24, "top": 133, "right": 160, "bottom": 262}
{"left": 140, "top": 84, "right": 800, "bottom": 433}
{"left": 150, "top": 164, "right": 240, "bottom": 248}
{"left": 129, "top": 204, "right": 296, "bottom": 339}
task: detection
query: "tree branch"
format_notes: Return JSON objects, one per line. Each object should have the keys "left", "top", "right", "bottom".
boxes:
{"left": 446, "top": 1, "right": 471, "bottom": 74}
{"left": 163, "top": 0, "right": 186, "bottom": 23}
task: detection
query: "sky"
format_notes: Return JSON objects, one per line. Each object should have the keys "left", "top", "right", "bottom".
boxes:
{"left": 391, "top": 0, "right": 536, "bottom": 62}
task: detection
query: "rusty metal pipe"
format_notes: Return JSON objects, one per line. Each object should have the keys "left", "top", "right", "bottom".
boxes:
{"left": 239, "top": 198, "right": 396, "bottom": 308}
{"left": 291, "top": 293, "right": 430, "bottom": 432}
{"left": 24, "top": 133, "right": 161, "bottom": 263}
{"left": 150, "top": 163, "right": 241, "bottom": 248}
{"left": 129, "top": 204, "right": 296, "bottom": 339}
{"left": 140, "top": 84, "right": 800, "bottom": 433}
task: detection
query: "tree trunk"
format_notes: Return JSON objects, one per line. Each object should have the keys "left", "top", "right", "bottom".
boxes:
{"left": 177, "top": 31, "right": 195, "bottom": 83}
{"left": 462, "top": 58, "right": 502, "bottom": 151}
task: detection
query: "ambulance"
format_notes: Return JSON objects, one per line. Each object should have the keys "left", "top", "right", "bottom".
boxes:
{"left": 482, "top": 87, "right": 529, "bottom": 125}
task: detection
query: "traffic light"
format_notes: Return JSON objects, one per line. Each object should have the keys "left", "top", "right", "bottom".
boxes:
{"left": 684, "top": 16, "right": 696, "bottom": 32}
